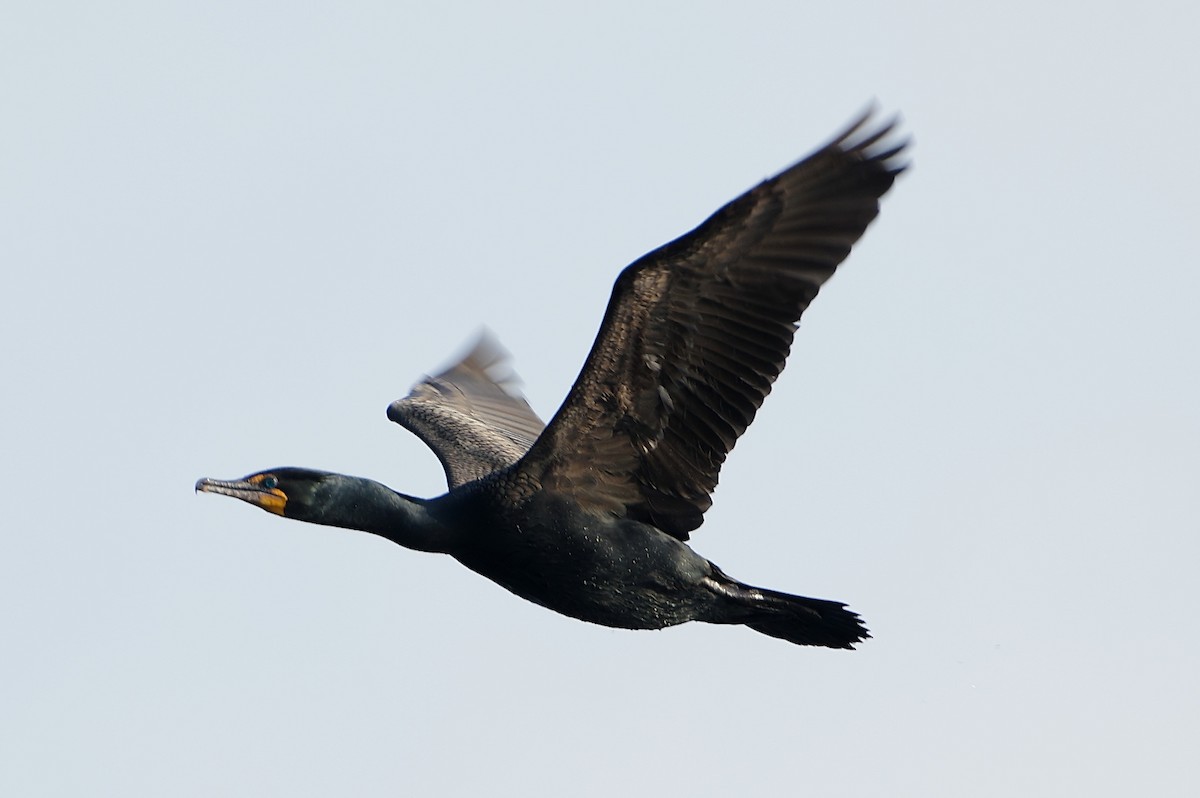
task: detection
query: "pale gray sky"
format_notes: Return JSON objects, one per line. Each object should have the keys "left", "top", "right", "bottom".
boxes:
{"left": 3, "top": 2, "right": 1198, "bottom": 796}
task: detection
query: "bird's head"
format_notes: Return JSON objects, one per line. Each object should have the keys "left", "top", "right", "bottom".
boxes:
{"left": 195, "top": 467, "right": 334, "bottom": 522}
{"left": 197, "top": 467, "right": 440, "bottom": 550}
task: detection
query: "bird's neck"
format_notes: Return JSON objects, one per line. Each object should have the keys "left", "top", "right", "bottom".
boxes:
{"left": 317, "top": 478, "right": 453, "bottom": 554}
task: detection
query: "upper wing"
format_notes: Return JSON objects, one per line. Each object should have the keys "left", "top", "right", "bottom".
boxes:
{"left": 513, "top": 110, "right": 908, "bottom": 540}
{"left": 387, "top": 332, "right": 546, "bottom": 488}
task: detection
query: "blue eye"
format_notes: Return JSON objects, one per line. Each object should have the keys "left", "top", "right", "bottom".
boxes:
{"left": 262, "top": 475, "right": 279, "bottom": 490}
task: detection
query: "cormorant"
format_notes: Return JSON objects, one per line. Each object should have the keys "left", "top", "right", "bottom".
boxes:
{"left": 197, "top": 111, "right": 907, "bottom": 648}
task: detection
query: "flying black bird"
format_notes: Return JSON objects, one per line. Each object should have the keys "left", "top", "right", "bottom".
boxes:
{"left": 198, "top": 111, "right": 906, "bottom": 648}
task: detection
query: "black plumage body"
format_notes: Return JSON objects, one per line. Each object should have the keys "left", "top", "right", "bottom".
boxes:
{"left": 449, "top": 493, "right": 863, "bottom": 649}
{"left": 197, "top": 111, "right": 907, "bottom": 649}
{"left": 436, "top": 483, "right": 718, "bottom": 630}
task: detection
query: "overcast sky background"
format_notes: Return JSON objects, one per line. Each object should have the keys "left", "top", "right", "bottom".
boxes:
{"left": 3, "top": 2, "right": 1198, "bottom": 796}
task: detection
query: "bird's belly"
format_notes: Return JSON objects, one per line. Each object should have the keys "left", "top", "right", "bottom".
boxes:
{"left": 450, "top": 512, "right": 712, "bottom": 630}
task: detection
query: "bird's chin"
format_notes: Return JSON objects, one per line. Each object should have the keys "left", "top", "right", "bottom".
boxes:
{"left": 195, "top": 477, "right": 288, "bottom": 515}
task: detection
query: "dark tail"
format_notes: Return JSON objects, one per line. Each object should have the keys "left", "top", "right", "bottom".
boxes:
{"left": 705, "top": 565, "right": 869, "bottom": 649}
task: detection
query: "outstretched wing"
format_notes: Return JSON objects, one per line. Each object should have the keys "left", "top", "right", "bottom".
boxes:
{"left": 514, "top": 110, "right": 908, "bottom": 540}
{"left": 388, "top": 332, "right": 546, "bottom": 488}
